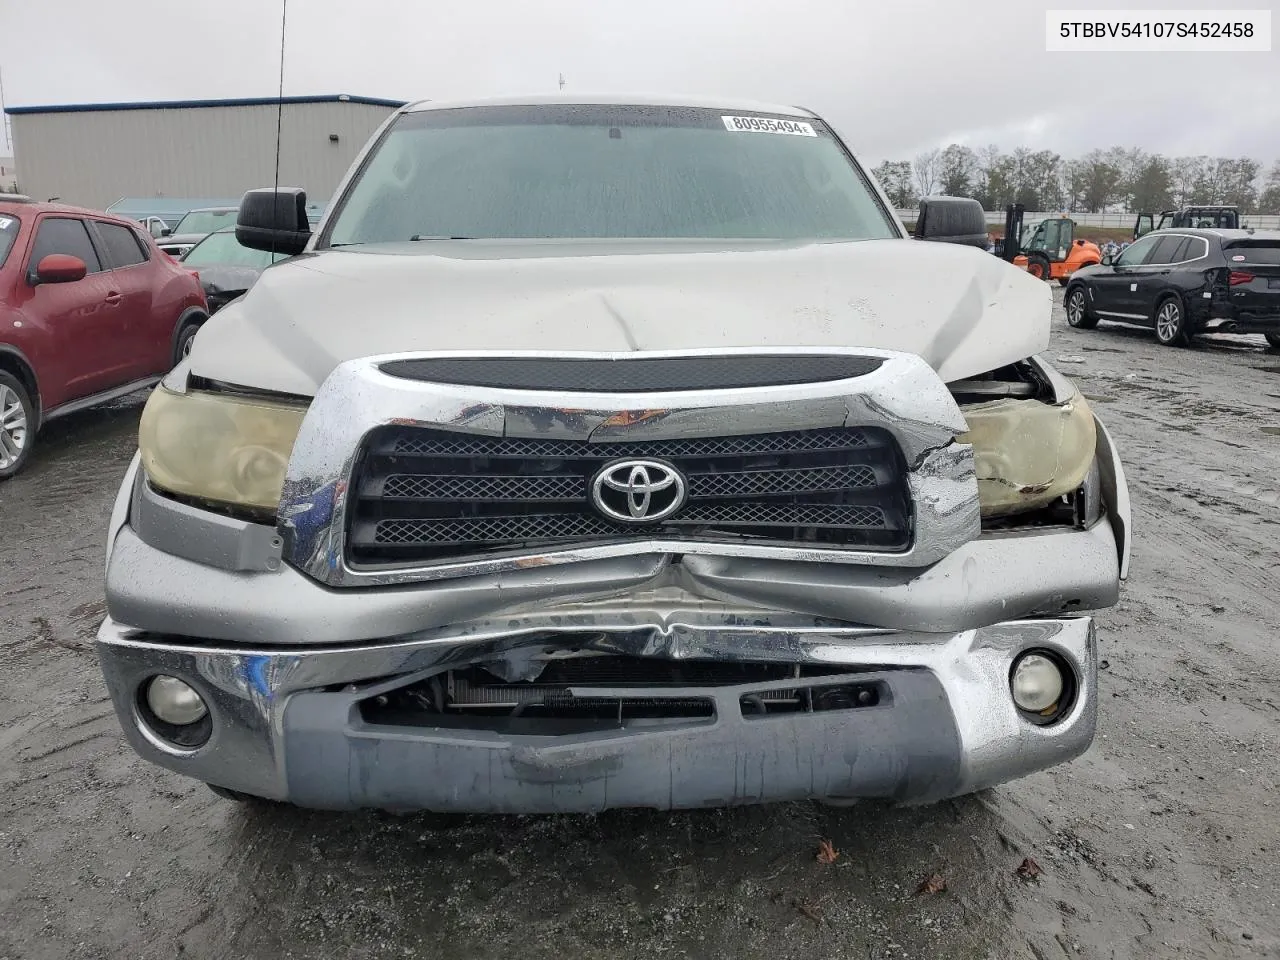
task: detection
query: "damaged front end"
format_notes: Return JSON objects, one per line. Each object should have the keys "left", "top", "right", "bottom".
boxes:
{"left": 950, "top": 357, "right": 1130, "bottom": 577}
{"left": 97, "top": 347, "right": 1128, "bottom": 812}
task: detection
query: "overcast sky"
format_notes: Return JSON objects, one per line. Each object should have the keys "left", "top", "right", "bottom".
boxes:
{"left": 3, "top": 0, "right": 1278, "bottom": 164}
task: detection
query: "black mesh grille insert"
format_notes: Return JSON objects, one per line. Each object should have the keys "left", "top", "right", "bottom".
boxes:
{"left": 348, "top": 426, "right": 911, "bottom": 565}
{"left": 388, "top": 428, "right": 870, "bottom": 460}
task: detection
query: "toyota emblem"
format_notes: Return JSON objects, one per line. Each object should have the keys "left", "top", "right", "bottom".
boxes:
{"left": 590, "top": 459, "right": 687, "bottom": 524}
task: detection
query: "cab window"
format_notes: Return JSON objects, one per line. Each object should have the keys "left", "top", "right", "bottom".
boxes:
{"left": 1021, "top": 222, "right": 1046, "bottom": 253}
{"left": 1041, "top": 219, "right": 1071, "bottom": 259}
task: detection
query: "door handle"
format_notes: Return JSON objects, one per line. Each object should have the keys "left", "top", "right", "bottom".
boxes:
{"left": 104, "top": 292, "right": 122, "bottom": 305}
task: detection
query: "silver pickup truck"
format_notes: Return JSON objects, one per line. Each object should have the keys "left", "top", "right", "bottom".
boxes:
{"left": 96, "top": 95, "right": 1130, "bottom": 812}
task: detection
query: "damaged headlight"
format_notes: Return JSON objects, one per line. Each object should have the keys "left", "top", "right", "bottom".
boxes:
{"left": 138, "top": 385, "right": 307, "bottom": 515}
{"left": 960, "top": 392, "right": 1097, "bottom": 519}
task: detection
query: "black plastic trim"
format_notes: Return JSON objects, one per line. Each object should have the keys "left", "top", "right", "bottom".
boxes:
{"left": 380, "top": 355, "right": 885, "bottom": 392}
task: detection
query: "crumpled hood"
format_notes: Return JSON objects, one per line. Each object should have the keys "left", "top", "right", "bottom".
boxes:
{"left": 191, "top": 237, "right": 1050, "bottom": 395}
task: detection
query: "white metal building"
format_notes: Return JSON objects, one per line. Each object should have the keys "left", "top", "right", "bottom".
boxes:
{"left": 4, "top": 94, "right": 405, "bottom": 210}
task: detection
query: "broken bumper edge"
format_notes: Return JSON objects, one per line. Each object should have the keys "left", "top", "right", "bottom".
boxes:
{"left": 96, "top": 614, "right": 1097, "bottom": 813}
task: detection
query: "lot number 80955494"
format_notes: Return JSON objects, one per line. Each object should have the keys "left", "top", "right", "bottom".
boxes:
{"left": 721, "top": 115, "right": 817, "bottom": 136}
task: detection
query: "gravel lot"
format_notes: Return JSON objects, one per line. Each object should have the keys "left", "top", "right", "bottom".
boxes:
{"left": 2, "top": 289, "right": 1277, "bottom": 960}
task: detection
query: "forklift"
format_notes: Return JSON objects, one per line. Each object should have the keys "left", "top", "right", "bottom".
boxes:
{"left": 996, "top": 204, "right": 1103, "bottom": 285}
{"left": 1133, "top": 205, "right": 1239, "bottom": 239}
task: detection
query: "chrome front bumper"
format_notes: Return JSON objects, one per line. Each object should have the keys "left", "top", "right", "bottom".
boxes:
{"left": 97, "top": 611, "right": 1097, "bottom": 811}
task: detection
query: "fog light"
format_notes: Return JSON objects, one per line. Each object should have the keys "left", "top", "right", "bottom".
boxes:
{"left": 145, "top": 675, "right": 208, "bottom": 726}
{"left": 1010, "top": 653, "right": 1064, "bottom": 714}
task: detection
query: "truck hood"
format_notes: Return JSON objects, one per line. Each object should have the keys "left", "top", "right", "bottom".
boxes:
{"left": 190, "top": 237, "right": 1050, "bottom": 395}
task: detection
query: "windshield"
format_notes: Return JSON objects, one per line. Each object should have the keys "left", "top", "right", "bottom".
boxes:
{"left": 325, "top": 104, "right": 897, "bottom": 245}
{"left": 0, "top": 213, "right": 18, "bottom": 269}
{"left": 181, "top": 230, "right": 286, "bottom": 268}
{"left": 172, "top": 209, "right": 237, "bottom": 236}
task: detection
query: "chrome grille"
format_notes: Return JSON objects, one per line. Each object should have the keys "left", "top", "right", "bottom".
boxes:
{"left": 348, "top": 425, "right": 911, "bottom": 565}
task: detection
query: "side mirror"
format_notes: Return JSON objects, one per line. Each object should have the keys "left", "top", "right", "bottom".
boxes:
{"left": 913, "top": 197, "right": 988, "bottom": 249}
{"left": 159, "top": 226, "right": 172, "bottom": 238}
{"left": 1101, "top": 253, "right": 1115, "bottom": 266}
{"left": 33, "top": 254, "right": 88, "bottom": 285}
{"left": 236, "top": 187, "right": 312, "bottom": 256}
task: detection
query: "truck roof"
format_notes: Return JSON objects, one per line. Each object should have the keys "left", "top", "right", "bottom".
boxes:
{"left": 402, "top": 93, "right": 818, "bottom": 118}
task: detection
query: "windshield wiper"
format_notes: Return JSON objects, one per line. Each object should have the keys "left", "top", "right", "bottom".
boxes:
{"left": 409, "top": 234, "right": 478, "bottom": 241}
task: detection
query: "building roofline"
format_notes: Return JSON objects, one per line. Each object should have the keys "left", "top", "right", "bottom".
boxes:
{"left": 5, "top": 94, "right": 406, "bottom": 116}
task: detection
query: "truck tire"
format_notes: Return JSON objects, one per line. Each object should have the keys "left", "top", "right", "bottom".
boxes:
{"left": 0, "top": 371, "right": 35, "bottom": 480}
{"left": 1025, "top": 254, "right": 1051, "bottom": 281}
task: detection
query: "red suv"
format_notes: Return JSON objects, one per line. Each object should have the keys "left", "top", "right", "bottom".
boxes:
{"left": 0, "top": 198, "right": 207, "bottom": 477}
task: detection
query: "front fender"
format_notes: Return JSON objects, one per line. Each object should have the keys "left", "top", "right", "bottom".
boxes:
{"left": 1094, "top": 415, "right": 1131, "bottom": 580}
{"left": 106, "top": 452, "right": 141, "bottom": 577}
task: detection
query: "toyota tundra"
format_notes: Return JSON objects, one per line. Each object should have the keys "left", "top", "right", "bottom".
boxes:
{"left": 95, "top": 95, "right": 1131, "bottom": 812}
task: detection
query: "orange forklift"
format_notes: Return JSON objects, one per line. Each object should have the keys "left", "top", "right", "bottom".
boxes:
{"left": 997, "top": 204, "right": 1102, "bottom": 285}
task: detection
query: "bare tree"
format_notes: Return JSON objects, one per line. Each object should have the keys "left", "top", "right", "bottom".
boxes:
{"left": 1259, "top": 162, "right": 1280, "bottom": 214}
{"left": 913, "top": 149, "right": 940, "bottom": 198}
{"left": 937, "top": 144, "right": 979, "bottom": 197}
{"left": 871, "top": 160, "right": 917, "bottom": 209}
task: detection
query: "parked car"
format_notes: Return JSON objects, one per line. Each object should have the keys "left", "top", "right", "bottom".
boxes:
{"left": 0, "top": 197, "right": 207, "bottom": 477}
{"left": 156, "top": 206, "right": 238, "bottom": 258}
{"left": 134, "top": 216, "right": 173, "bottom": 240}
{"left": 96, "top": 95, "right": 1130, "bottom": 813}
{"left": 179, "top": 226, "right": 289, "bottom": 312}
{"left": 1065, "top": 228, "right": 1280, "bottom": 347}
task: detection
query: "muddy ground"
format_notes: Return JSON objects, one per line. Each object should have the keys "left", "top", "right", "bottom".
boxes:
{"left": 1, "top": 290, "right": 1277, "bottom": 960}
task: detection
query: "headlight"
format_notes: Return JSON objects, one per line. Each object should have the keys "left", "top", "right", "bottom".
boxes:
{"left": 960, "top": 393, "right": 1096, "bottom": 518}
{"left": 138, "top": 385, "right": 307, "bottom": 513}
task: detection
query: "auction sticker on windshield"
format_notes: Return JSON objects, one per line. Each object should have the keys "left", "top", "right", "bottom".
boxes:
{"left": 721, "top": 116, "right": 817, "bottom": 136}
